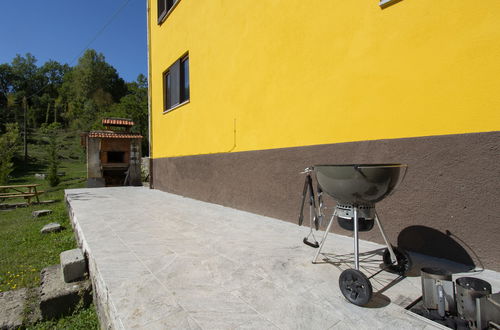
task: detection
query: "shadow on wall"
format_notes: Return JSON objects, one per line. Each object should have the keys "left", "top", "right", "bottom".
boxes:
{"left": 397, "top": 225, "right": 478, "bottom": 270}
{"left": 379, "top": 0, "right": 405, "bottom": 9}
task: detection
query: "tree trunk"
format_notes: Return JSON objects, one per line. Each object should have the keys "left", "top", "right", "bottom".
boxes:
{"left": 45, "top": 101, "right": 51, "bottom": 124}
{"left": 54, "top": 100, "right": 58, "bottom": 123}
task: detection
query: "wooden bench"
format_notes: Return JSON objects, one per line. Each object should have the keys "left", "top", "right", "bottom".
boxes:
{"left": 0, "top": 184, "right": 44, "bottom": 205}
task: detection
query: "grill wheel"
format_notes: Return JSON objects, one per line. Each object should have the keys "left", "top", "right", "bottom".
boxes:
{"left": 339, "top": 269, "right": 373, "bottom": 306}
{"left": 382, "top": 246, "right": 412, "bottom": 276}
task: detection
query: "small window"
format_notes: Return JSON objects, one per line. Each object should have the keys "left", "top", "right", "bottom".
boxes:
{"left": 163, "top": 54, "right": 189, "bottom": 112}
{"left": 157, "top": 0, "right": 177, "bottom": 24}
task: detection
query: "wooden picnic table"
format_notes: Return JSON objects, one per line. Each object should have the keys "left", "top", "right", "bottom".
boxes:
{"left": 0, "top": 184, "right": 44, "bottom": 205}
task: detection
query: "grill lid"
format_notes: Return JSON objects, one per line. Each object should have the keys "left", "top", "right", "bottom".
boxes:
{"left": 314, "top": 164, "right": 407, "bottom": 205}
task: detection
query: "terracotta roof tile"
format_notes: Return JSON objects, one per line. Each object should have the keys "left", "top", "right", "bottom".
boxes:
{"left": 88, "top": 131, "right": 142, "bottom": 139}
{"left": 102, "top": 118, "right": 134, "bottom": 126}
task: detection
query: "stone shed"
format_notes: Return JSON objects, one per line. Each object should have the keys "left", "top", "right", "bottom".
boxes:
{"left": 82, "top": 118, "right": 142, "bottom": 187}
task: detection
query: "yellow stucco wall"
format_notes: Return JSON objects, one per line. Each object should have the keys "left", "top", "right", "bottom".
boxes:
{"left": 149, "top": 0, "right": 500, "bottom": 158}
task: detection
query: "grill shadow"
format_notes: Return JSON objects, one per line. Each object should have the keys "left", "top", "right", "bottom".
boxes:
{"left": 397, "top": 226, "right": 476, "bottom": 273}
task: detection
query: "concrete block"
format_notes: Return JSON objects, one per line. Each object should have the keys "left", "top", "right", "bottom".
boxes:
{"left": 32, "top": 210, "right": 52, "bottom": 218}
{"left": 40, "top": 223, "right": 62, "bottom": 234}
{"left": 40, "top": 265, "right": 92, "bottom": 320}
{"left": 0, "top": 202, "right": 28, "bottom": 209}
{"left": 60, "top": 249, "right": 86, "bottom": 283}
{"left": 0, "top": 288, "right": 27, "bottom": 329}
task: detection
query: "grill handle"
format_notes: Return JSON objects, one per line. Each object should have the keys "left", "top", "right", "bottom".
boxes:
{"left": 437, "top": 284, "right": 446, "bottom": 318}
{"left": 303, "top": 237, "right": 319, "bottom": 248}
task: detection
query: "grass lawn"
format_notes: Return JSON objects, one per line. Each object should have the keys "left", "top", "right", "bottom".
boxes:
{"left": 0, "top": 130, "right": 99, "bottom": 329}
{"left": 28, "top": 304, "right": 99, "bottom": 330}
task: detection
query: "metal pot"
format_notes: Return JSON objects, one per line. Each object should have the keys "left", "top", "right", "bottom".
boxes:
{"left": 476, "top": 292, "right": 500, "bottom": 330}
{"left": 456, "top": 277, "right": 492, "bottom": 325}
{"left": 421, "top": 267, "right": 456, "bottom": 317}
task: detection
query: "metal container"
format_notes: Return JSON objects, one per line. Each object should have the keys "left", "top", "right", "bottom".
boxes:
{"left": 335, "top": 203, "right": 375, "bottom": 232}
{"left": 456, "top": 277, "right": 492, "bottom": 324}
{"left": 313, "top": 164, "right": 407, "bottom": 205}
{"left": 421, "top": 267, "right": 456, "bottom": 317}
{"left": 476, "top": 292, "right": 500, "bottom": 330}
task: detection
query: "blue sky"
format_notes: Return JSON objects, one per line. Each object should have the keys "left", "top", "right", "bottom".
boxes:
{"left": 0, "top": 0, "right": 147, "bottom": 82}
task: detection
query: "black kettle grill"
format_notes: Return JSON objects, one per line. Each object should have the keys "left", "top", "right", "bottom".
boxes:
{"left": 299, "top": 164, "right": 411, "bottom": 306}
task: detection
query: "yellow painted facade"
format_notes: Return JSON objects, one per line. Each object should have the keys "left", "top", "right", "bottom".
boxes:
{"left": 148, "top": 0, "right": 500, "bottom": 159}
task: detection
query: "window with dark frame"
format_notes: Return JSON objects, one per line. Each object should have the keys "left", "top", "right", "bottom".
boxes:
{"left": 157, "top": 0, "right": 177, "bottom": 24}
{"left": 163, "top": 54, "right": 189, "bottom": 112}
{"left": 164, "top": 71, "right": 171, "bottom": 109}
{"left": 180, "top": 56, "right": 189, "bottom": 103}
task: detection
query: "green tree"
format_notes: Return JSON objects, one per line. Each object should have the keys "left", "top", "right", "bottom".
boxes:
{"left": 38, "top": 60, "right": 70, "bottom": 124}
{"left": 0, "top": 63, "right": 15, "bottom": 130}
{"left": 0, "top": 123, "right": 20, "bottom": 184}
{"left": 10, "top": 53, "right": 40, "bottom": 96}
{"left": 41, "top": 122, "right": 62, "bottom": 186}
{"left": 0, "top": 64, "right": 14, "bottom": 108}
{"left": 10, "top": 54, "right": 44, "bottom": 125}
{"left": 8, "top": 54, "right": 43, "bottom": 158}
{"left": 61, "top": 49, "right": 127, "bottom": 130}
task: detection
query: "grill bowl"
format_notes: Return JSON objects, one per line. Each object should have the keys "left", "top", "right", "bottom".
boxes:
{"left": 314, "top": 164, "right": 407, "bottom": 204}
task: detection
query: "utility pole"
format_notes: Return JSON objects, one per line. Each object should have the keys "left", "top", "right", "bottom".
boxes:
{"left": 23, "top": 96, "right": 28, "bottom": 164}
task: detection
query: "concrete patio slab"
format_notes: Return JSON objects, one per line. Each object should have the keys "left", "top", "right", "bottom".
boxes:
{"left": 65, "top": 187, "right": 499, "bottom": 330}
{"left": 0, "top": 288, "right": 27, "bottom": 329}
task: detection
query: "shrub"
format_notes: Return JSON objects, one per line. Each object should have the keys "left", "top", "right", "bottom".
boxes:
{"left": 41, "top": 123, "right": 62, "bottom": 187}
{"left": 0, "top": 123, "right": 20, "bottom": 184}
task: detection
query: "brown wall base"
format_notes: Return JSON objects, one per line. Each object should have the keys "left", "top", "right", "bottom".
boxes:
{"left": 152, "top": 132, "right": 500, "bottom": 271}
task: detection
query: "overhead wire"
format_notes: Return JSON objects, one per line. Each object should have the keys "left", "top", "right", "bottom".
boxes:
{"left": 68, "top": 0, "right": 133, "bottom": 66}
{"left": 24, "top": 0, "right": 133, "bottom": 100}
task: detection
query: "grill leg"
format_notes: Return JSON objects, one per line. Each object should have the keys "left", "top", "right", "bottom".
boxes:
{"left": 312, "top": 210, "right": 336, "bottom": 264}
{"left": 375, "top": 211, "right": 397, "bottom": 264}
{"left": 353, "top": 206, "right": 359, "bottom": 270}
